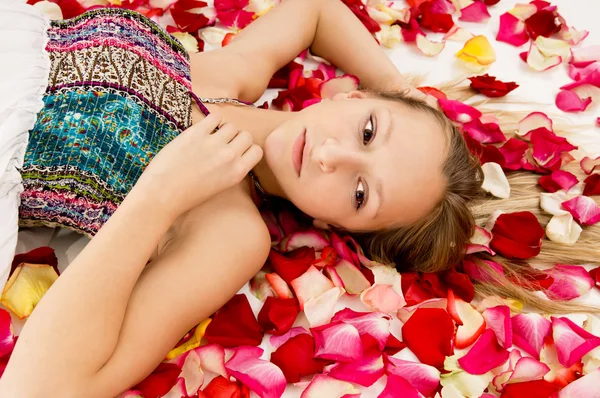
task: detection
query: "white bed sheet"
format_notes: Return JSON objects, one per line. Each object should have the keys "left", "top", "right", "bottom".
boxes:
{"left": 11, "top": 1, "right": 600, "bottom": 396}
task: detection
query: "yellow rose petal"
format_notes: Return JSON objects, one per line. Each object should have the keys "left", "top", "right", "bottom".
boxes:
{"left": 456, "top": 35, "right": 496, "bottom": 66}
{"left": 166, "top": 318, "right": 211, "bottom": 360}
{"left": 171, "top": 32, "right": 199, "bottom": 54}
{"left": 1, "top": 263, "right": 59, "bottom": 319}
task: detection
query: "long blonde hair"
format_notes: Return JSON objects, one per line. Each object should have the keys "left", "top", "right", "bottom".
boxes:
{"left": 355, "top": 84, "right": 600, "bottom": 313}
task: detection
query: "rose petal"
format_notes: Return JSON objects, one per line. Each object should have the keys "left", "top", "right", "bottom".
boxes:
{"left": 132, "top": 363, "right": 181, "bottom": 398}
{"left": 270, "top": 333, "right": 329, "bottom": 383}
{"left": 552, "top": 316, "right": 600, "bottom": 367}
{"left": 546, "top": 264, "right": 595, "bottom": 300}
{"left": 415, "top": 34, "right": 446, "bottom": 57}
{"left": 562, "top": 195, "right": 600, "bottom": 226}
{"left": 379, "top": 374, "right": 425, "bottom": 398}
{"left": 518, "top": 112, "right": 554, "bottom": 138}
{"left": 530, "top": 127, "right": 577, "bottom": 170}
{"left": 441, "top": 354, "right": 494, "bottom": 397}
{"left": 258, "top": 297, "right": 299, "bottom": 335}
{"left": 204, "top": 294, "right": 263, "bottom": 347}
{"left": 331, "top": 309, "right": 391, "bottom": 351}
{"left": 581, "top": 156, "right": 600, "bottom": 175}
{"left": 11, "top": 246, "right": 58, "bottom": 276}
{"left": 167, "top": 319, "right": 212, "bottom": 360}
{"left": 463, "top": 119, "right": 506, "bottom": 143}
{"left": 269, "top": 326, "right": 310, "bottom": 350}
{"left": 304, "top": 286, "right": 345, "bottom": 327}
{"left": 539, "top": 170, "right": 579, "bottom": 193}
{"left": 496, "top": 12, "right": 530, "bottom": 47}
{"left": 541, "top": 191, "right": 571, "bottom": 216}
{"left": 490, "top": 212, "right": 545, "bottom": 260}
{"left": 284, "top": 230, "right": 330, "bottom": 252}
{"left": 456, "top": 35, "right": 497, "bottom": 69}
{"left": 568, "top": 62, "right": 600, "bottom": 81}
{"left": 482, "top": 305, "right": 512, "bottom": 348}
{"left": 438, "top": 99, "right": 482, "bottom": 123}
{"left": 459, "top": 1, "right": 490, "bottom": 23}
{"left": 265, "top": 273, "right": 294, "bottom": 299}
{"left": 1, "top": 263, "right": 59, "bottom": 319}
{"left": 525, "top": 9, "right": 560, "bottom": 39}
{"left": 570, "top": 45, "right": 600, "bottom": 64}
{"left": 290, "top": 265, "right": 335, "bottom": 309}
{"left": 402, "top": 308, "right": 454, "bottom": 368}
{"left": 512, "top": 313, "right": 551, "bottom": 358}
{"left": 535, "top": 36, "right": 571, "bottom": 58}
{"left": 360, "top": 284, "right": 405, "bottom": 313}
{"left": 468, "top": 74, "right": 519, "bottom": 98}
{"left": 499, "top": 138, "right": 529, "bottom": 170}
{"left": 444, "top": 26, "right": 474, "bottom": 41}
{"left": 546, "top": 214, "right": 583, "bottom": 245}
{"left": 385, "top": 357, "right": 441, "bottom": 397}
{"left": 225, "top": 347, "right": 286, "bottom": 398}
{"left": 462, "top": 258, "right": 503, "bottom": 282}
{"left": 328, "top": 353, "right": 384, "bottom": 387}
{"left": 419, "top": 4, "right": 454, "bottom": 34}
{"left": 556, "top": 90, "right": 592, "bottom": 112}
{"left": 342, "top": 0, "right": 381, "bottom": 33}
{"left": 250, "top": 271, "right": 276, "bottom": 301}
{"left": 481, "top": 162, "right": 511, "bottom": 199}
{"left": 333, "top": 259, "right": 371, "bottom": 295}
{"left": 458, "top": 329, "right": 509, "bottom": 374}
{"left": 466, "top": 226, "right": 495, "bottom": 255}
{"left": 526, "top": 42, "right": 563, "bottom": 71}
{"left": 300, "top": 374, "right": 361, "bottom": 398}
{"left": 311, "top": 322, "right": 363, "bottom": 362}
{"left": 267, "top": 248, "right": 314, "bottom": 284}
{"left": 540, "top": 336, "right": 584, "bottom": 387}
{"left": 0, "top": 310, "right": 14, "bottom": 358}
{"left": 557, "top": 368, "right": 600, "bottom": 398}
{"left": 447, "top": 290, "right": 487, "bottom": 349}
{"left": 201, "top": 376, "right": 243, "bottom": 398}
{"left": 507, "top": 3, "right": 537, "bottom": 20}
{"left": 501, "top": 379, "right": 561, "bottom": 398}
{"left": 506, "top": 357, "right": 550, "bottom": 385}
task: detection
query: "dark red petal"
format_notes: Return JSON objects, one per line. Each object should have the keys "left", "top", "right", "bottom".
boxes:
{"left": 525, "top": 9, "right": 561, "bottom": 39}
{"left": 384, "top": 332, "right": 407, "bottom": 356}
{"left": 500, "top": 379, "right": 561, "bottom": 398}
{"left": 341, "top": 0, "right": 381, "bottom": 33}
{"left": 132, "top": 363, "right": 181, "bottom": 398}
{"left": 462, "top": 132, "right": 506, "bottom": 166}
{"left": 401, "top": 272, "right": 436, "bottom": 306}
{"left": 421, "top": 272, "right": 447, "bottom": 298}
{"left": 530, "top": 0, "right": 551, "bottom": 10}
{"left": 468, "top": 74, "right": 519, "bottom": 98}
{"left": 270, "top": 334, "right": 329, "bottom": 383}
{"left": 402, "top": 308, "right": 454, "bottom": 368}
{"left": 499, "top": 138, "right": 529, "bottom": 171}
{"left": 583, "top": 174, "right": 600, "bottom": 196}
{"left": 399, "top": 18, "right": 425, "bottom": 43}
{"left": 442, "top": 267, "right": 475, "bottom": 303}
{"left": 12, "top": 246, "right": 59, "bottom": 276}
{"left": 484, "top": 0, "right": 501, "bottom": 4}
{"left": 590, "top": 267, "right": 600, "bottom": 288}
{"left": 419, "top": 4, "right": 455, "bottom": 33}
{"left": 205, "top": 294, "right": 263, "bottom": 347}
{"left": 203, "top": 376, "right": 242, "bottom": 398}
{"left": 53, "top": 0, "right": 87, "bottom": 19}
{"left": 490, "top": 212, "right": 545, "bottom": 260}
{"left": 267, "top": 248, "right": 315, "bottom": 284}
{"left": 257, "top": 297, "right": 299, "bottom": 336}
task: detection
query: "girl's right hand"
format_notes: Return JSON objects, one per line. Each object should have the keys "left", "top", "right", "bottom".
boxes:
{"left": 135, "top": 114, "right": 263, "bottom": 218}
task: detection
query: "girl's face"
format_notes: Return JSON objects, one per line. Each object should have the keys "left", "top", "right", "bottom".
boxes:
{"left": 263, "top": 92, "right": 448, "bottom": 231}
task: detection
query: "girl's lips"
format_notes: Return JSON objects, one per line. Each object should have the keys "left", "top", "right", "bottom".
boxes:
{"left": 292, "top": 128, "right": 306, "bottom": 177}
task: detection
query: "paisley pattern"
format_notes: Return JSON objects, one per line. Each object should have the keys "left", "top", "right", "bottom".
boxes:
{"left": 20, "top": 8, "right": 206, "bottom": 236}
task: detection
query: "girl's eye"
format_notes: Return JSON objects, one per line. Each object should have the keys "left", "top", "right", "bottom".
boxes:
{"left": 355, "top": 179, "right": 366, "bottom": 210}
{"left": 363, "top": 115, "right": 375, "bottom": 145}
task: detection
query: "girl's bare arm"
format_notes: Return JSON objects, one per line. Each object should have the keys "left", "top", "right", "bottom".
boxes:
{"left": 196, "top": 0, "right": 406, "bottom": 102}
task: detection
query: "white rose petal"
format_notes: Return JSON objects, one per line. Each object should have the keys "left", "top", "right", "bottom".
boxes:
{"left": 540, "top": 191, "right": 571, "bottom": 216}
{"left": 546, "top": 214, "right": 582, "bottom": 244}
{"left": 481, "top": 162, "right": 510, "bottom": 199}
{"left": 33, "top": 1, "right": 63, "bottom": 20}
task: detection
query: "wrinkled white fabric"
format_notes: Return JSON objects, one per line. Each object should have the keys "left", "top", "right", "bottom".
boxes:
{"left": 0, "top": 0, "right": 50, "bottom": 292}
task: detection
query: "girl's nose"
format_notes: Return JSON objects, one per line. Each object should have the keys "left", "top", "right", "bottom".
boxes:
{"left": 312, "top": 138, "right": 364, "bottom": 173}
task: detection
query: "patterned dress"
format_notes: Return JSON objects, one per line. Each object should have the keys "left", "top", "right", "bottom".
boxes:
{"left": 20, "top": 8, "right": 210, "bottom": 236}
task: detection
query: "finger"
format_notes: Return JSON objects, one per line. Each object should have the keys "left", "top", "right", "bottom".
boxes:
{"left": 240, "top": 144, "right": 263, "bottom": 171}
{"left": 197, "top": 113, "right": 222, "bottom": 135}
{"left": 228, "top": 130, "right": 254, "bottom": 154}
{"left": 212, "top": 122, "right": 240, "bottom": 142}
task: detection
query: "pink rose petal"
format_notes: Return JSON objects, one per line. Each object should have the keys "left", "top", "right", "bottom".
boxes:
{"left": 538, "top": 170, "right": 579, "bottom": 193}
{"left": 512, "top": 313, "right": 552, "bottom": 358}
{"left": 466, "top": 226, "right": 496, "bottom": 255}
{"left": 312, "top": 322, "right": 363, "bottom": 362}
{"left": 290, "top": 265, "right": 335, "bottom": 310}
{"left": 462, "top": 258, "right": 503, "bottom": 282}
{"left": 499, "top": 138, "right": 529, "bottom": 170}
{"left": 462, "top": 119, "right": 507, "bottom": 144}
{"left": 580, "top": 156, "right": 600, "bottom": 175}
{"left": 482, "top": 305, "right": 513, "bottom": 348}
{"left": 518, "top": 111, "right": 553, "bottom": 138}
{"left": 459, "top": 1, "right": 491, "bottom": 23}
{"left": 0, "top": 310, "right": 14, "bottom": 357}
{"left": 556, "top": 90, "right": 592, "bottom": 112}
{"left": 438, "top": 98, "right": 482, "bottom": 123}
{"left": 497, "top": 12, "right": 530, "bottom": 47}
{"left": 328, "top": 353, "right": 385, "bottom": 387}
{"left": 284, "top": 230, "right": 330, "bottom": 252}
{"left": 300, "top": 374, "right": 361, "bottom": 398}
{"left": 331, "top": 309, "right": 391, "bottom": 351}
{"left": 557, "top": 368, "right": 600, "bottom": 398}
{"left": 570, "top": 45, "right": 600, "bottom": 64}
{"left": 458, "top": 329, "right": 510, "bottom": 374}
{"left": 568, "top": 62, "right": 600, "bottom": 81}
{"left": 361, "top": 284, "right": 405, "bottom": 313}
{"left": 506, "top": 357, "right": 550, "bottom": 384}
{"left": 378, "top": 374, "right": 425, "bottom": 398}
{"left": 552, "top": 316, "right": 600, "bottom": 367}
{"left": 177, "top": 351, "right": 204, "bottom": 396}
{"left": 269, "top": 327, "right": 310, "bottom": 350}
{"left": 561, "top": 196, "right": 600, "bottom": 226}
{"left": 546, "top": 264, "right": 595, "bottom": 300}
{"left": 225, "top": 347, "right": 286, "bottom": 398}
{"left": 385, "top": 357, "right": 441, "bottom": 397}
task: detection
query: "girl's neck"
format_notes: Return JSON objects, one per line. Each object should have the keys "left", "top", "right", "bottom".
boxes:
{"left": 202, "top": 102, "right": 291, "bottom": 199}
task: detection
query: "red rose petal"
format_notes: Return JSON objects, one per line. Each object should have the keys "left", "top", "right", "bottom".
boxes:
{"left": 384, "top": 332, "right": 407, "bottom": 356}
{"left": 468, "top": 74, "right": 519, "bottom": 98}
{"left": 402, "top": 308, "right": 454, "bottom": 368}
{"left": 562, "top": 196, "right": 600, "bottom": 226}
{"left": 202, "top": 376, "right": 243, "bottom": 398}
{"left": 463, "top": 133, "right": 506, "bottom": 166}
{"left": 501, "top": 379, "right": 561, "bottom": 398}
{"left": 459, "top": 1, "right": 491, "bottom": 23}
{"left": 530, "top": 128, "right": 577, "bottom": 171}
{"left": 0, "top": 310, "right": 14, "bottom": 358}
{"left": 442, "top": 266, "right": 475, "bottom": 303}
{"left": 556, "top": 90, "right": 593, "bottom": 112}
{"left": 438, "top": 99, "right": 482, "bottom": 124}
{"left": 458, "top": 329, "right": 510, "bottom": 374}
{"left": 270, "top": 334, "right": 329, "bottom": 383}
{"left": 497, "top": 12, "right": 530, "bottom": 47}
{"left": 402, "top": 272, "right": 437, "bottom": 306}
{"left": 11, "top": 246, "right": 59, "bottom": 276}
{"left": 267, "top": 248, "right": 314, "bottom": 284}
{"left": 589, "top": 267, "right": 600, "bottom": 288}
{"left": 205, "top": 294, "right": 263, "bottom": 347}
{"left": 420, "top": 4, "right": 455, "bottom": 33}
{"left": 257, "top": 297, "right": 299, "bottom": 336}
{"left": 170, "top": 1, "right": 211, "bottom": 33}
{"left": 214, "top": 0, "right": 254, "bottom": 29}
{"left": 132, "top": 363, "right": 181, "bottom": 398}
{"left": 538, "top": 170, "right": 579, "bottom": 193}
{"left": 525, "top": 9, "right": 560, "bottom": 40}
{"left": 499, "top": 138, "right": 529, "bottom": 170}
{"left": 341, "top": 0, "right": 381, "bottom": 33}
{"left": 490, "top": 212, "right": 545, "bottom": 260}
{"left": 462, "top": 119, "right": 507, "bottom": 144}
{"left": 400, "top": 18, "right": 426, "bottom": 43}
{"left": 417, "top": 86, "right": 448, "bottom": 100}
{"left": 379, "top": 374, "right": 425, "bottom": 398}
{"left": 484, "top": 0, "right": 501, "bottom": 5}
{"left": 583, "top": 174, "right": 600, "bottom": 196}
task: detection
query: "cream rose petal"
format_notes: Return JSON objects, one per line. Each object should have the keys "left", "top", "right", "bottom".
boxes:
{"left": 540, "top": 191, "right": 571, "bottom": 216}
{"left": 535, "top": 36, "right": 572, "bottom": 58}
{"left": 546, "top": 214, "right": 582, "bottom": 245}
{"left": 171, "top": 32, "right": 199, "bottom": 53}
{"left": 1, "top": 263, "right": 59, "bottom": 319}
{"left": 416, "top": 34, "right": 446, "bottom": 57}
{"left": 33, "top": 1, "right": 63, "bottom": 20}
{"left": 527, "top": 43, "right": 563, "bottom": 72}
{"left": 482, "top": 162, "right": 511, "bottom": 199}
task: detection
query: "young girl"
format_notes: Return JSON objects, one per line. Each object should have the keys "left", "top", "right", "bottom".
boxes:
{"left": 0, "top": 0, "right": 596, "bottom": 396}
